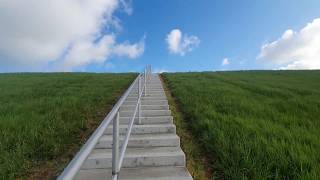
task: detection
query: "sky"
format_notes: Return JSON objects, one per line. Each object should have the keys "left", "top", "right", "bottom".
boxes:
{"left": 0, "top": 0, "right": 320, "bottom": 72}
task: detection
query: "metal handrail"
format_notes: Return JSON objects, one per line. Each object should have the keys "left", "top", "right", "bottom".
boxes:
{"left": 58, "top": 65, "right": 152, "bottom": 180}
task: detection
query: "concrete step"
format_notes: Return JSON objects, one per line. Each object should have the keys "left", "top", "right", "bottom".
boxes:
{"left": 133, "top": 86, "right": 163, "bottom": 89}
{"left": 96, "top": 134, "right": 180, "bottom": 148}
{"left": 145, "top": 90, "right": 164, "bottom": 93}
{"left": 128, "top": 93, "right": 166, "bottom": 98}
{"left": 125, "top": 97, "right": 167, "bottom": 101}
{"left": 119, "top": 116, "right": 173, "bottom": 124}
{"left": 120, "top": 110, "right": 171, "bottom": 117}
{"left": 82, "top": 147, "right": 185, "bottom": 169}
{"left": 131, "top": 88, "right": 163, "bottom": 91}
{"left": 76, "top": 166, "right": 192, "bottom": 180}
{"left": 129, "top": 91, "right": 165, "bottom": 95}
{"left": 132, "top": 89, "right": 164, "bottom": 93}
{"left": 120, "top": 105, "right": 169, "bottom": 111}
{"left": 104, "top": 124, "right": 176, "bottom": 135}
{"left": 128, "top": 92, "right": 166, "bottom": 96}
{"left": 146, "top": 88, "right": 164, "bottom": 91}
{"left": 146, "top": 86, "right": 162, "bottom": 88}
{"left": 131, "top": 89, "right": 163, "bottom": 93}
{"left": 123, "top": 100, "right": 168, "bottom": 106}
{"left": 137, "top": 85, "right": 162, "bottom": 88}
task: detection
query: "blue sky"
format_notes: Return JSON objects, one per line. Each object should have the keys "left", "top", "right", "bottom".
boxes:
{"left": 1, "top": 0, "right": 320, "bottom": 72}
{"left": 110, "top": 0, "right": 320, "bottom": 72}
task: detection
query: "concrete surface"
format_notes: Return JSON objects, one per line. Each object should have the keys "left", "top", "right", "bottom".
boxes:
{"left": 75, "top": 74, "right": 192, "bottom": 180}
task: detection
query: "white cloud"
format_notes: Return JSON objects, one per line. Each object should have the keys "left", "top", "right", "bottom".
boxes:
{"left": 113, "top": 36, "right": 145, "bottom": 58}
{"left": 166, "top": 29, "right": 200, "bottom": 56}
{"left": 221, "top": 58, "right": 230, "bottom": 66}
{"left": 59, "top": 35, "right": 115, "bottom": 71}
{"left": 257, "top": 18, "right": 320, "bottom": 70}
{"left": 119, "top": 0, "right": 133, "bottom": 15}
{"left": 0, "top": 0, "right": 144, "bottom": 71}
{"left": 153, "top": 68, "right": 169, "bottom": 74}
{"left": 60, "top": 35, "right": 145, "bottom": 71}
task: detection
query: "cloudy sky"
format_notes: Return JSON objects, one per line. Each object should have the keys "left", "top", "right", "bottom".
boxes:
{"left": 0, "top": 0, "right": 320, "bottom": 72}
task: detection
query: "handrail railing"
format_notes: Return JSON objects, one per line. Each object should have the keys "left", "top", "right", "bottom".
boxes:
{"left": 58, "top": 65, "right": 152, "bottom": 180}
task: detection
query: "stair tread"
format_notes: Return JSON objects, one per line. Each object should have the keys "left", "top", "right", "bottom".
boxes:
{"left": 76, "top": 166, "right": 192, "bottom": 180}
{"left": 118, "top": 116, "right": 173, "bottom": 125}
{"left": 89, "top": 147, "right": 184, "bottom": 159}
{"left": 99, "top": 133, "right": 179, "bottom": 141}
{"left": 120, "top": 110, "right": 171, "bottom": 112}
{"left": 119, "top": 116, "right": 173, "bottom": 119}
{"left": 107, "top": 124, "right": 175, "bottom": 128}
{"left": 104, "top": 123, "right": 176, "bottom": 135}
{"left": 96, "top": 133, "right": 180, "bottom": 148}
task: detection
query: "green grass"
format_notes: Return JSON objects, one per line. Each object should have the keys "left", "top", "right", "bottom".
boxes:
{"left": 163, "top": 70, "right": 320, "bottom": 180}
{"left": 161, "top": 76, "right": 210, "bottom": 180}
{"left": 0, "top": 73, "right": 136, "bottom": 179}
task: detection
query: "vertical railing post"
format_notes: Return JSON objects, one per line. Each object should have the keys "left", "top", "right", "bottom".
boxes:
{"left": 144, "top": 68, "right": 147, "bottom": 97}
{"left": 112, "top": 112, "right": 120, "bottom": 179}
{"left": 149, "top": 65, "right": 151, "bottom": 82}
{"left": 138, "top": 75, "right": 141, "bottom": 125}
{"left": 147, "top": 65, "right": 149, "bottom": 82}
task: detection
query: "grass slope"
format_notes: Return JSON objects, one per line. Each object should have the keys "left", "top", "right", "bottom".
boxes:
{"left": 163, "top": 71, "right": 320, "bottom": 179}
{"left": 161, "top": 76, "right": 210, "bottom": 180}
{"left": 0, "top": 73, "right": 136, "bottom": 179}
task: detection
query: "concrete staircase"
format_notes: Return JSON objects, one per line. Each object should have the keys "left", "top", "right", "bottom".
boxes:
{"left": 75, "top": 74, "right": 192, "bottom": 180}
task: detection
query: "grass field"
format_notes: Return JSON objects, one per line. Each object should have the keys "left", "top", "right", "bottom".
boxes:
{"left": 0, "top": 73, "right": 135, "bottom": 179}
{"left": 163, "top": 71, "right": 320, "bottom": 179}
{"left": 161, "top": 76, "right": 210, "bottom": 180}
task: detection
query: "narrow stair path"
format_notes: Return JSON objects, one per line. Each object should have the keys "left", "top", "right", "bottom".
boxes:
{"left": 75, "top": 74, "right": 193, "bottom": 180}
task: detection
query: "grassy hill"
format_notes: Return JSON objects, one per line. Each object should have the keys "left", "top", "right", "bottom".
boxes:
{"left": 163, "top": 71, "right": 320, "bottom": 179}
{"left": 0, "top": 73, "right": 135, "bottom": 179}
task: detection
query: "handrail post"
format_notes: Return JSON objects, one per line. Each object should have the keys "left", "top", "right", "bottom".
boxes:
{"left": 144, "top": 68, "right": 147, "bottom": 97}
{"left": 148, "top": 65, "right": 150, "bottom": 82}
{"left": 149, "top": 65, "right": 151, "bottom": 82}
{"left": 112, "top": 112, "right": 120, "bottom": 179}
{"left": 138, "top": 75, "right": 141, "bottom": 125}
